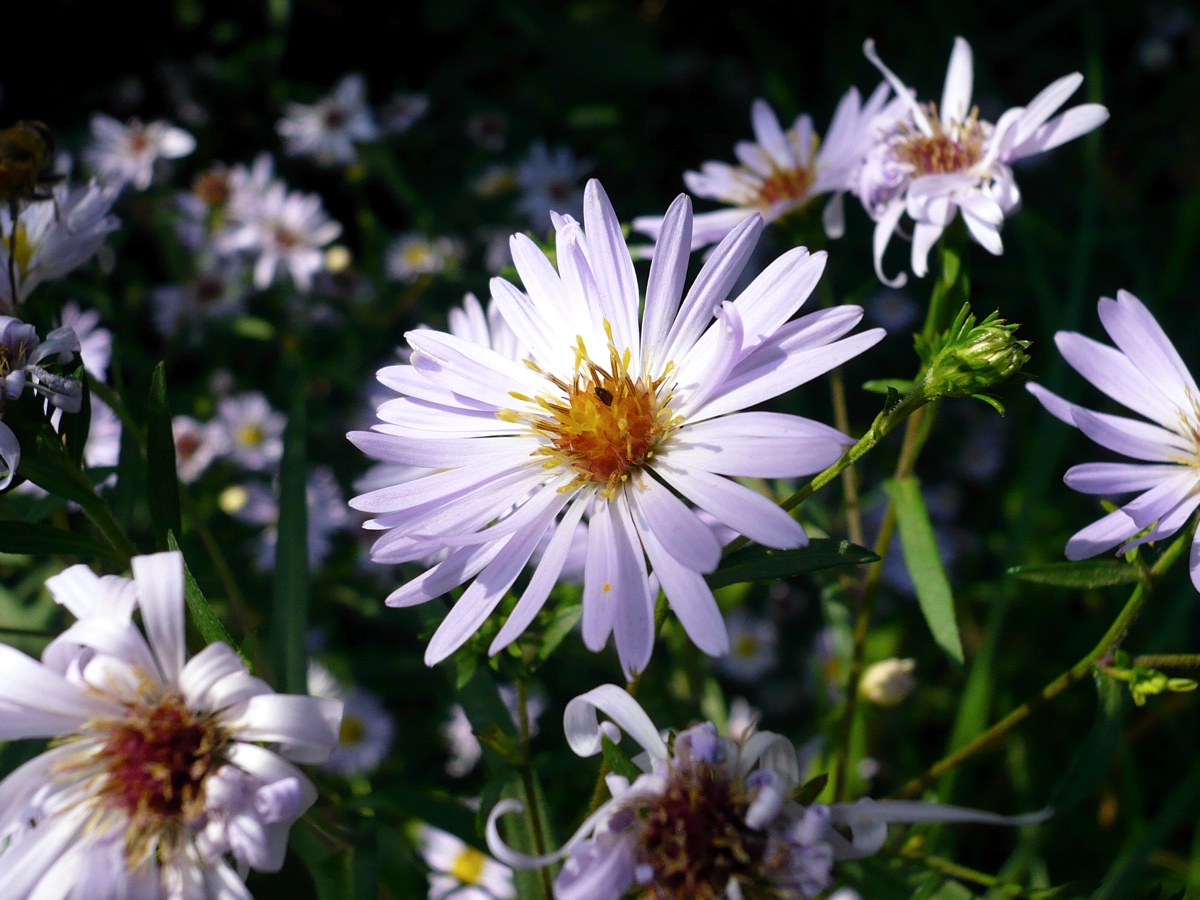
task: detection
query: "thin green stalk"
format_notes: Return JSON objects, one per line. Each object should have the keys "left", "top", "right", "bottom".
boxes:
{"left": 893, "top": 847, "right": 1036, "bottom": 898}
{"left": 896, "top": 524, "right": 1193, "bottom": 799}
{"left": 517, "top": 680, "right": 555, "bottom": 900}
{"left": 1132, "top": 654, "right": 1200, "bottom": 669}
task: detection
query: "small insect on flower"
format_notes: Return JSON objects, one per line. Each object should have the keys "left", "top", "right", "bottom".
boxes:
{"left": 0, "top": 121, "right": 61, "bottom": 302}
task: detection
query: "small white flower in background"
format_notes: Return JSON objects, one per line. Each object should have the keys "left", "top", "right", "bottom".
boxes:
{"left": 174, "top": 164, "right": 234, "bottom": 251}
{"left": 467, "top": 110, "right": 508, "bottom": 151}
{"left": 489, "top": 686, "right": 1046, "bottom": 900}
{"left": 307, "top": 661, "right": 394, "bottom": 777}
{"left": 0, "top": 551, "right": 341, "bottom": 897}
{"left": 812, "top": 626, "right": 850, "bottom": 702}
{"left": 857, "top": 36, "right": 1109, "bottom": 286}
{"left": 633, "top": 87, "right": 896, "bottom": 252}
{"left": 84, "top": 113, "right": 196, "bottom": 191}
{"left": 226, "top": 153, "right": 280, "bottom": 225}
{"left": 865, "top": 288, "right": 919, "bottom": 333}
{"left": 221, "top": 182, "right": 343, "bottom": 292}
{"left": 172, "top": 414, "right": 228, "bottom": 484}
{"left": 151, "top": 255, "right": 249, "bottom": 337}
{"left": 350, "top": 180, "right": 884, "bottom": 677}
{"left": 473, "top": 164, "right": 517, "bottom": 199}
{"left": 716, "top": 609, "right": 779, "bottom": 682}
{"left": 385, "top": 233, "right": 464, "bottom": 283}
{"left": 230, "top": 466, "right": 351, "bottom": 571}
{"left": 277, "top": 73, "right": 380, "bottom": 167}
{"left": 216, "top": 391, "right": 286, "bottom": 472}
{"left": 0, "top": 179, "right": 121, "bottom": 310}
{"left": 1028, "top": 291, "right": 1200, "bottom": 590}
{"left": 515, "top": 142, "right": 590, "bottom": 232}
{"left": 860, "top": 658, "right": 917, "bottom": 707}
{"left": 417, "top": 823, "right": 516, "bottom": 900}
{"left": 380, "top": 91, "right": 430, "bottom": 134}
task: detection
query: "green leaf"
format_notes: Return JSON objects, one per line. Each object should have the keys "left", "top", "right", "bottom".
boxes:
{"left": 863, "top": 378, "right": 915, "bottom": 395}
{"left": 476, "top": 722, "right": 524, "bottom": 766}
{"left": 62, "top": 369, "right": 91, "bottom": 468}
{"left": 885, "top": 476, "right": 964, "bottom": 663}
{"left": 272, "top": 380, "right": 308, "bottom": 695}
{"left": 232, "top": 316, "right": 275, "bottom": 340}
{"left": 146, "top": 363, "right": 182, "bottom": 551}
{"left": 0, "top": 520, "right": 122, "bottom": 563}
{"left": 167, "top": 532, "right": 244, "bottom": 665}
{"left": 792, "top": 772, "right": 828, "bottom": 806}
{"left": 1007, "top": 559, "right": 1142, "bottom": 589}
{"left": 601, "top": 734, "right": 642, "bottom": 781}
{"left": 708, "top": 538, "right": 878, "bottom": 589}
{"left": 534, "top": 604, "right": 583, "bottom": 667}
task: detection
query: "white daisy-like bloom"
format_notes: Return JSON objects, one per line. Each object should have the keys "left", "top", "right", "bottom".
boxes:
{"left": 0, "top": 551, "right": 342, "bottom": 898}
{"left": 417, "top": 824, "right": 516, "bottom": 900}
{"left": 277, "top": 73, "right": 380, "bottom": 167}
{"left": 385, "top": 233, "right": 464, "bottom": 283}
{"left": 1028, "top": 290, "right": 1200, "bottom": 590}
{"left": 173, "top": 414, "right": 228, "bottom": 483}
{"left": 716, "top": 609, "right": 780, "bottom": 682}
{"left": 307, "top": 661, "right": 394, "bottom": 777}
{"left": 515, "top": 143, "right": 591, "bottom": 233}
{"left": 380, "top": 91, "right": 430, "bottom": 134}
{"left": 152, "top": 256, "right": 249, "bottom": 337}
{"left": 488, "top": 685, "right": 1047, "bottom": 900}
{"left": 225, "top": 153, "right": 280, "bottom": 225}
{"left": 215, "top": 391, "right": 286, "bottom": 472}
{"left": 175, "top": 164, "right": 234, "bottom": 251}
{"left": 0, "top": 178, "right": 121, "bottom": 310}
{"left": 0, "top": 317, "right": 81, "bottom": 488}
{"left": 85, "top": 113, "right": 196, "bottom": 191}
{"left": 350, "top": 179, "right": 884, "bottom": 677}
{"left": 229, "top": 466, "right": 351, "bottom": 571}
{"left": 633, "top": 88, "right": 897, "bottom": 252}
{"left": 221, "top": 182, "right": 342, "bottom": 292}
{"left": 857, "top": 36, "right": 1109, "bottom": 287}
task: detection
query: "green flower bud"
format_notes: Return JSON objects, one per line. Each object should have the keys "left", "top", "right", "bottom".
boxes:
{"left": 917, "top": 304, "right": 1030, "bottom": 405}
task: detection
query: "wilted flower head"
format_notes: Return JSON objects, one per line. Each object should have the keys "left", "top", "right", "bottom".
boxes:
{"left": 489, "top": 686, "right": 1047, "bottom": 900}
{"left": 634, "top": 88, "right": 896, "bottom": 252}
{"left": 349, "top": 179, "right": 884, "bottom": 677}
{"left": 857, "top": 37, "right": 1109, "bottom": 286}
{"left": 0, "top": 178, "right": 120, "bottom": 309}
{"left": 85, "top": 113, "right": 196, "bottom": 191}
{"left": 277, "top": 73, "right": 380, "bottom": 167}
{"left": 0, "top": 551, "right": 341, "bottom": 897}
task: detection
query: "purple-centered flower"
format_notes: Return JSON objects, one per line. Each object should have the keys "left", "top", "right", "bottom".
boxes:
{"left": 857, "top": 36, "right": 1109, "bottom": 287}
{"left": 487, "top": 685, "right": 1049, "bottom": 900}
{"left": 349, "top": 179, "right": 885, "bottom": 677}
{"left": 1028, "top": 290, "right": 1200, "bottom": 588}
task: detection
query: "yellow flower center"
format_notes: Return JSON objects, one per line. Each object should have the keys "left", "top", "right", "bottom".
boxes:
{"left": 237, "top": 423, "right": 265, "bottom": 448}
{"left": 340, "top": 715, "right": 365, "bottom": 746}
{"left": 449, "top": 845, "right": 488, "bottom": 885}
{"left": 755, "top": 164, "right": 815, "bottom": 209}
{"left": 4, "top": 222, "right": 32, "bottom": 278}
{"left": 505, "top": 334, "right": 676, "bottom": 497}
{"left": 893, "top": 102, "right": 986, "bottom": 176}
{"left": 734, "top": 635, "right": 759, "bottom": 659}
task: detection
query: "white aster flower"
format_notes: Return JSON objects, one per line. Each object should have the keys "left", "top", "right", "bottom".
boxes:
{"left": 221, "top": 183, "right": 342, "bottom": 292}
{"left": 85, "top": 113, "right": 196, "bottom": 191}
{"left": 418, "top": 824, "right": 516, "bottom": 900}
{"left": 634, "top": 88, "right": 895, "bottom": 252}
{"left": 225, "top": 153, "right": 279, "bottom": 225}
{"left": 488, "top": 685, "right": 1045, "bottom": 900}
{"left": 0, "top": 551, "right": 342, "bottom": 898}
{"left": 215, "top": 391, "right": 286, "bottom": 472}
{"left": 716, "top": 609, "right": 780, "bottom": 682}
{"left": 307, "top": 661, "right": 394, "bottom": 777}
{"left": 60, "top": 301, "right": 111, "bottom": 379}
{"left": 515, "top": 143, "right": 590, "bottom": 232}
{"left": 0, "top": 178, "right": 121, "bottom": 309}
{"left": 385, "top": 233, "right": 464, "bottom": 283}
{"left": 349, "top": 179, "right": 885, "bottom": 677}
{"left": 277, "top": 73, "right": 380, "bottom": 167}
{"left": 1028, "top": 290, "right": 1200, "bottom": 589}
{"left": 858, "top": 36, "right": 1109, "bottom": 286}
{"left": 173, "top": 414, "right": 227, "bottom": 483}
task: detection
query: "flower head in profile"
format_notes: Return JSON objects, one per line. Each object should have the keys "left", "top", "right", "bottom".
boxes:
{"left": 349, "top": 179, "right": 885, "bottom": 677}
{"left": 85, "top": 113, "right": 196, "bottom": 191}
{"left": 418, "top": 823, "right": 516, "bottom": 900}
{"left": 1028, "top": 291, "right": 1200, "bottom": 589}
{"left": 0, "top": 551, "right": 342, "bottom": 897}
{"left": 0, "top": 178, "right": 120, "bottom": 309}
{"left": 488, "top": 685, "right": 1047, "bottom": 900}
{"left": 277, "top": 73, "right": 380, "bottom": 167}
{"left": 633, "top": 88, "right": 896, "bottom": 252}
{"left": 857, "top": 36, "right": 1109, "bottom": 286}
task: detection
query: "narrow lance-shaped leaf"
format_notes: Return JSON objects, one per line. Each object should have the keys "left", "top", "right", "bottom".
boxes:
{"left": 146, "top": 363, "right": 182, "bottom": 551}
{"left": 0, "top": 520, "right": 122, "bottom": 563}
{"left": 885, "top": 476, "right": 964, "bottom": 663}
{"left": 167, "top": 531, "right": 245, "bottom": 667}
{"left": 273, "top": 377, "right": 308, "bottom": 695}
{"left": 708, "top": 538, "right": 878, "bottom": 589}
{"left": 1007, "top": 559, "right": 1142, "bottom": 589}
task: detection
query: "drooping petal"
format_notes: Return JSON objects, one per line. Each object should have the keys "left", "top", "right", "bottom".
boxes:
{"left": 563, "top": 683, "right": 668, "bottom": 760}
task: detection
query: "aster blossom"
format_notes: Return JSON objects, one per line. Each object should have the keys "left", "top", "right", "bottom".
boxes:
{"left": 0, "top": 551, "right": 342, "bottom": 898}
{"left": 1028, "top": 291, "right": 1200, "bottom": 589}
{"left": 85, "top": 113, "right": 196, "bottom": 191}
{"left": 277, "top": 73, "right": 380, "bottom": 167}
{"left": 857, "top": 36, "right": 1109, "bottom": 286}
{"left": 349, "top": 178, "right": 885, "bottom": 677}
{"left": 487, "top": 685, "right": 1049, "bottom": 900}
{"left": 633, "top": 87, "right": 897, "bottom": 252}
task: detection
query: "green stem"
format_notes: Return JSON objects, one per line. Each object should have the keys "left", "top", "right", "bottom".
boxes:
{"left": 893, "top": 847, "right": 1034, "bottom": 898}
{"left": 1132, "top": 654, "right": 1200, "bottom": 669}
{"left": 896, "top": 524, "right": 1193, "bottom": 799}
{"left": 517, "top": 680, "right": 555, "bottom": 900}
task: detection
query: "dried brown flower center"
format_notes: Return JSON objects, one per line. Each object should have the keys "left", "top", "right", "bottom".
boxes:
{"left": 893, "top": 103, "right": 986, "bottom": 176}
